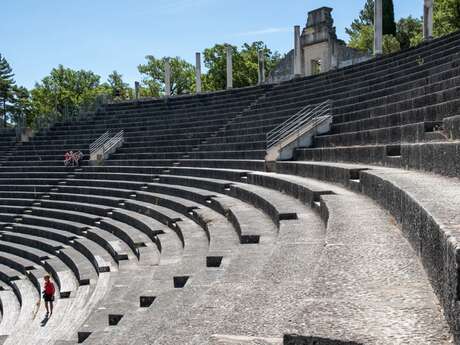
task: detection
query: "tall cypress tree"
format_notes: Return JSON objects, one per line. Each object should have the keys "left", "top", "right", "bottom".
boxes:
{"left": 383, "top": 0, "right": 397, "bottom": 36}
{"left": 0, "top": 54, "right": 15, "bottom": 127}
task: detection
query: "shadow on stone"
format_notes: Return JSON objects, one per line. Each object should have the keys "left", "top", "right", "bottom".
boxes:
{"left": 284, "top": 335, "right": 363, "bottom": 345}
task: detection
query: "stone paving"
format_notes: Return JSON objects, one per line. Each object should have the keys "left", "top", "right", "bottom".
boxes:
{"left": 87, "top": 182, "right": 451, "bottom": 345}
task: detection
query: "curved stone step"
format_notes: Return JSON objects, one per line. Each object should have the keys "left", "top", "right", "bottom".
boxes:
{"left": 0, "top": 236, "right": 97, "bottom": 287}
{"left": 0, "top": 289, "right": 20, "bottom": 336}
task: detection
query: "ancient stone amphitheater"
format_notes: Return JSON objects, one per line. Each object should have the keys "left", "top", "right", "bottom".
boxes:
{"left": 1, "top": 30, "right": 460, "bottom": 345}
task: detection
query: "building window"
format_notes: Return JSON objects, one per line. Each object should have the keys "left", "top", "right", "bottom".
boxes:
{"left": 311, "top": 59, "right": 321, "bottom": 75}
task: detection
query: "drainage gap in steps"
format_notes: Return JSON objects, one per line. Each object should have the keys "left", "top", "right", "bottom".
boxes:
{"left": 424, "top": 121, "right": 443, "bottom": 133}
{"left": 77, "top": 331, "right": 92, "bottom": 343}
{"left": 140, "top": 296, "right": 156, "bottom": 308}
{"left": 240, "top": 235, "right": 260, "bottom": 244}
{"left": 386, "top": 145, "right": 401, "bottom": 157}
{"left": 108, "top": 314, "right": 123, "bottom": 326}
{"left": 206, "top": 256, "right": 223, "bottom": 268}
{"left": 284, "top": 334, "right": 363, "bottom": 345}
{"left": 173, "top": 276, "right": 189, "bottom": 288}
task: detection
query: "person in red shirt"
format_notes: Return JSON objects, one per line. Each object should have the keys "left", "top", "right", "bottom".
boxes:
{"left": 43, "top": 275, "right": 55, "bottom": 317}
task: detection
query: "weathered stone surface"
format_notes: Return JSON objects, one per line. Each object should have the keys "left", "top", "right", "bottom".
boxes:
{"left": 443, "top": 115, "right": 460, "bottom": 140}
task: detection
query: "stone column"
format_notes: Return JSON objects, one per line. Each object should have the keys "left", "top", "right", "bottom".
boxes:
{"left": 226, "top": 46, "right": 233, "bottom": 89}
{"left": 258, "top": 51, "right": 266, "bottom": 85}
{"left": 374, "top": 0, "right": 383, "bottom": 56}
{"left": 164, "top": 59, "right": 171, "bottom": 97}
{"left": 134, "top": 81, "right": 140, "bottom": 101}
{"left": 294, "top": 25, "right": 302, "bottom": 76}
{"left": 195, "top": 52, "right": 202, "bottom": 93}
{"left": 424, "top": 0, "right": 434, "bottom": 40}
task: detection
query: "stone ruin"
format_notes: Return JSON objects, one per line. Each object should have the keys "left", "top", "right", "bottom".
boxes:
{"left": 269, "top": 7, "right": 370, "bottom": 83}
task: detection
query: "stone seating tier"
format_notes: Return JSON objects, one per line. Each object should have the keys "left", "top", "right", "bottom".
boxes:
{"left": 1, "top": 30, "right": 460, "bottom": 344}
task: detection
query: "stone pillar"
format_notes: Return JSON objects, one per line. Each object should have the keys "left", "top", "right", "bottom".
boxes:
{"left": 374, "top": 0, "right": 383, "bottom": 56}
{"left": 226, "top": 46, "right": 233, "bottom": 89}
{"left": 195, "top": 52, "right": 202, "bottom": 93}
{"left": 258, "top": 51, "right": 266, "bottom": 85}
{"left": 164, "top": 59, "right": 171, "bottom": 97}
{"left": 424, "top": 0, "right": 434, "bottom": 40}
{"left": 294, "top": 25, "right": 302, "bottom": 76}
{"left": 134, "top": 81, "right": 140, "bottom": 101}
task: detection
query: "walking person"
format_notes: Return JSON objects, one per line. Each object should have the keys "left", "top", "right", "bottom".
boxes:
{"left": 43, "top": 275, "right": 55, "bottom": 317}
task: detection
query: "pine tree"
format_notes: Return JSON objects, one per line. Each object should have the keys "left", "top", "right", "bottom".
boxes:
{"left": 0, "top": 54, "right": 15, "bottom": 127}
{"left": 383, "top": 0, "right": 397, "bottom": 36}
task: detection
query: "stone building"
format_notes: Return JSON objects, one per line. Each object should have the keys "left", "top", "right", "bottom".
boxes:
{"left": 268, "top": 7, "right": 370, "bottom": 83}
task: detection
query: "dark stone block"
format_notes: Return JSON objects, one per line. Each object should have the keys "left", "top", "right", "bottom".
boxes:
{"left": 444, "top": 115, "right": 460, "bottom": 140}
{"left": 284, "top": 335, "right": 362, "bottom": 345}
{"left": 432, "top": 143, "right": 457, "bottom": 177}
{"left": 401, "top": 193, "right": 422, "bottom": 254}
{"left": 419, "top": 214, "right": 444, "bottom": 296}
{"left": 456, "top": 143, "right": 460, "bottom": 177}
{"left": 404, "top": 144, "right": 421, "bottom": 170}
{"left": 401, "top": 124, "right": 419, "bottom": 143}
{"left": 420, "top": 143, "right": 434, "bottom": 172}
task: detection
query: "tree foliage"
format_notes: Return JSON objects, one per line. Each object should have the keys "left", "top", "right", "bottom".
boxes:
{"left": 348, "top": 0, "right": 460, "bottom": 54}
{"left": 346, "top": 0, "right": 396, "bottom": 43}
{"left": 10, "top": 86, "right": 32, "bottom": 127}
{"left": 107, "top": 71, "right": 131, "bottom": 100}
{"left": 434, "top": 0, "right": 460, "bottom": 36}
{"left": 30, "top": 65, "right": 105, "bottom": 125}
{"left": 396, "top": 16, "right": 423, "bottom": 50}
{"left": 382, "top": 0, "right": 397, "bottom": 36}
{"left": 203, "top": 42, "right": 280, "bottom": 91}
{"left": 138, "top": 56, "right": 195, "bottom": 97}
{"left": 0, "top": 54, "right": 15, "bottom": 127}
{"left": 2, "top": 40, "right": 280, "bottom": 129}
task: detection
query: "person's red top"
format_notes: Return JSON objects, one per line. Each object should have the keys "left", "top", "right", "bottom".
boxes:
{"left": 44, "top": 281, "right": 55, "bottom": 295}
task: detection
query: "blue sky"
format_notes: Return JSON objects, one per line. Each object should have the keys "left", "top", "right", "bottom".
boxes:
{"left": 2, "top": 0, "right": 423, "bottom": 89}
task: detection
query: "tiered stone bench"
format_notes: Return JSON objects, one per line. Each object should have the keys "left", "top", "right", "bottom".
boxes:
{"left": 1, "top": 29, "right": 460, "bottom": 345}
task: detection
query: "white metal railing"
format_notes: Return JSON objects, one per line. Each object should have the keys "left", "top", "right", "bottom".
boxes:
{"left": 266, "top": 100, "right": 332, "bottom": 149}
{"left": 103, "top": 130, "right": 124, "bottom": 154}
{"left": 89, "top": 131, "right": 111, "bottom": 155}
{"left": 89, "top": 130, "right": 124, "bottom": 162}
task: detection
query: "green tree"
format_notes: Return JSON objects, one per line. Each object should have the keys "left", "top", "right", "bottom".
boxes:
{"left": 348, "top": 0, "right": 460, "bottom": 53}
{"left": 30, "top": 65, "right": 103, "bottom": 125}
{"left": 138, "top": 56, "right": 195, "bottom": 97}
{"left": 10, "top": 86, "right": 32, "bottom": 127}
{"left": 346, "top": 0, "right": 396, "bottom": 43}
{"left": 202, "top": 42, "right": 280, "bottom": 91}
{"left": 396, "top": 16, "right": 423, "bottom": 50}
{"left": 382, "top": 0, "right": 397, "bottom": 35}
{"left": 202, "top": 44, "right": 235, "bottom": 91}
{"left": 107, "top": 71, "right": 131, "bottom": 100}
{"left": 0, "top": 54, "right": 16, "bottom": 127}
{"left": 348, "top": 25, "right": 375, "bottom": 53}
{"left": 434, "top": 0, "right": 460, "bottom": 36}
{"left": 382, "top": 34, "right": 401, "bottom": 53}
{"left": 347, "top": 0, "right": 422, "bottom": 53}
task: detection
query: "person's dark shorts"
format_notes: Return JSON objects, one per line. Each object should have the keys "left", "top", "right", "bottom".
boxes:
{"left": 43, "top": 293, "right": 54, "bottom": 302}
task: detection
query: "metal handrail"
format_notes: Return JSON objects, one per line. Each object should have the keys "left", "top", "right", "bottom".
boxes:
{"left": 267, "top": 100, "right": 332, "bottom": 149}
{"left": 90, "top": 131, "right": 111, "bottom": 154}
{"left": 89, "top": 130, "right": 124, "bottom": 161}
{"left": 103, "top": 130, "right": 124, "bottom": 153}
